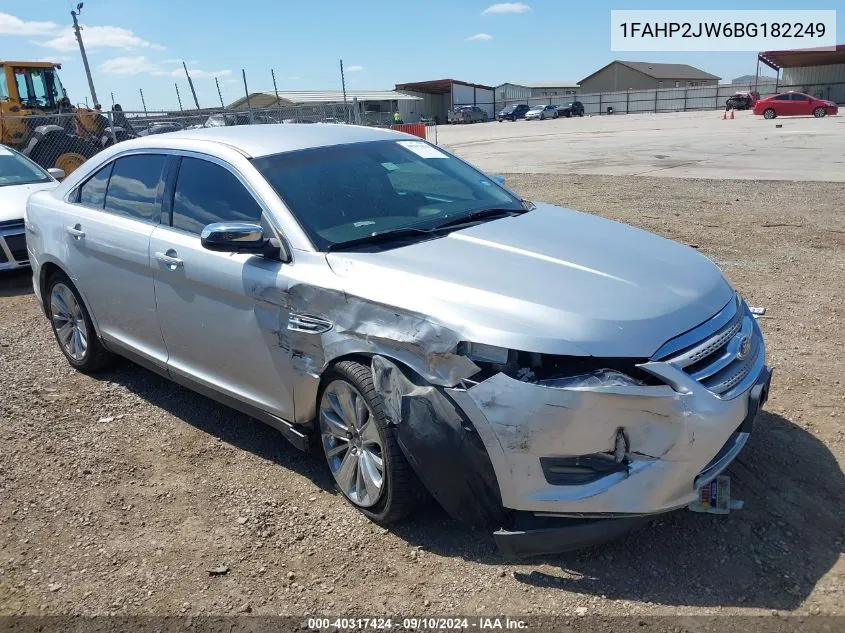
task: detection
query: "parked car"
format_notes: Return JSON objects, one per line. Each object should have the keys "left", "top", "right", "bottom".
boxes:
{"left": 25, "top": 125, "right": 770, "bottom": 556}
{"left": 725, "top": 91, "right": 759, "bottom": 111}
{"left": 0, "top": 145, "right": 62, "bottom": 271}
{"left": 136, "top": 121, "right": 185, "bottom": 136}
{"left": 496, "top": 104, "right": 530, "bottom": 122}
{"left": 753, "top": 92, "right": 838, "bottom": 119}
{"left": 447, "top": 105, "right": 488, "bottom": 124}
{"left": 204, "top": 113, "right": 281, "bottom": 127}
{"left": 556, "top": 101, "right": 585, "bottom": 117}
{"left": 524, "top": 104, "right": 557, "bottom": 121}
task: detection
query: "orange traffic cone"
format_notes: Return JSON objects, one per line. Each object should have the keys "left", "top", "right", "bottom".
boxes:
{"left": 730, "top": 109, "right": 735, "bottom": 119}
{"left": 722, "top": 110, "right": 727, "bottom": 120}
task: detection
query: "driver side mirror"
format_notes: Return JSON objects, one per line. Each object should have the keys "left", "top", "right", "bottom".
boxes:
{"left": 491, "top": 174, "right": 506, "bottom": 185}
{"left": 48, "top": 167, "right": 66, "bottom": 181}
{"left": 201, "top": 222, "right": 266, "bottom": 253}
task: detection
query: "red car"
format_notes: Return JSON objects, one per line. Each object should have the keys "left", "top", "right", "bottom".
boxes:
{"left": 753, "top": 92, "right": 838, "bottom": 119}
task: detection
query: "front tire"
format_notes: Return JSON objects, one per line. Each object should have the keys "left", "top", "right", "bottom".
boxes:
{"left": 813, "top": 107, "right": 827, "bottom": 118}
{"left": 763, "top": 108, "right": 776, "bottom": 119}
{"left": 318, "top": 360, "right": 421, "bottom": 524}
{"left": 45, "top": 272, "right": 113, "bottom": 372}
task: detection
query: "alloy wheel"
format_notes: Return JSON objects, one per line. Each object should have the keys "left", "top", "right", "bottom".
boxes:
{"left": 319, "top": 380, "right": 385, "bottom": 508}
{"left": 50, "top": 283, "right": 88, "bottom": 361}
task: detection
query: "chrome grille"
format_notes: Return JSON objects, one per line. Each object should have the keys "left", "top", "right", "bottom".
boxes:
{"left": 652, "top": 296, "right": 761, "bottom": 399}
{"left": 0, "top": 220, "right": 28, "bottom": 266}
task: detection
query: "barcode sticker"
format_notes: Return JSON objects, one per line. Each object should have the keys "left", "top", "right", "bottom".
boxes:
{"left": 397, "top": 141, "right": 447, "bottom": 159}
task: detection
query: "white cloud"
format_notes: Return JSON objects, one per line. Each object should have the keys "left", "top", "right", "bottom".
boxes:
{"left": 345, "top": 65, "right": 365, "bottom": 72}
{"left": 34, "top": 56, "right": 72, "bottom": 64}
{"left": 161, "top": 58, "right": 183, "bottom": 64}
{"left": 99, "top": 56, "right": 159, "bottom": 75}
{"left": 37, "top": 25, "right": 164, "bottom": 52}
{"left": 0, "top": 12, "right": 59, "bottom": 36}
{"left": 465, "top": 33, "right": 493, "bottom": 41}
{"left": 481, "top": 3, "right": 531, "bottom": 15}
{"left": 99, "top": 56, "right": 231, "bottom": 79}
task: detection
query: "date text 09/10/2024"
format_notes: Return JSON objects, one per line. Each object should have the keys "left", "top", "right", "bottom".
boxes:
{"left": 307, "top": 617, "right": 528, "bottom": 630}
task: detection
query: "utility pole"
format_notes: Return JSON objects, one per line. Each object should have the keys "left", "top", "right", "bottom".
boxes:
{"left": 271, "top": 68, "right": 280, "bottom": 107}
{"left": 70, "top": 3, "right": 100, "bottom": 107}
{"left": 175, "top": 83, "right": 184, "bottom": 112}
{"left": 242, "top": 69, "right": 253, "bottom": 121}
{"left": 215, "top": 77, "right": 224, "bottom": 108}
{"left": 140, "top": 88, "right": 148, "bottom": 117}
{"left": 339, "top": 59, "right": 348, "bottom": 107}
{"left": 182, "top": 61, "right": 201, "bottom": 109}
{"left": 271, "top": 68, "right": 281, "bottom": 119}
{"left": 110, "top": 92, "right": 115, "bottom": 107}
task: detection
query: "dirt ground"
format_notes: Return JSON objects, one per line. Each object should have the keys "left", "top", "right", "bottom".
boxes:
{"left": 1, "top": 175, "right": 843, "bottom": 621}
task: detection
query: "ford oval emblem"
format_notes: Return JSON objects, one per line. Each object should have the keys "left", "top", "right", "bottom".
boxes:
{"left": 737, "top": 334, "right": 752, "bottom": 360}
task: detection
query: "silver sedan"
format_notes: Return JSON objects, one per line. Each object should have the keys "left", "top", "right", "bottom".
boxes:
{"left": 25, "top": 125, "right": 770, "bottom": 555}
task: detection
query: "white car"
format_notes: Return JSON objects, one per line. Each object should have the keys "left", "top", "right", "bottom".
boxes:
{"left": 0, "top": 146, "right": 62, "bottom": 271}
{"left": 524, "top": 105, "right": 557, "bottom": 120}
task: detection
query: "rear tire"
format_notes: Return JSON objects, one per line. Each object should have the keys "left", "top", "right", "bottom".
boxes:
{"left": 813, "top": 107, "right": 827, "bottom": 118}
{"left": 45, "top": 272, "right": 113, "bottom": 373}
{"left": 763, "top": 108, "right": 776, "bottom": 120}
{"left": 317, "top": 360, "right": 422, "bottom": 524}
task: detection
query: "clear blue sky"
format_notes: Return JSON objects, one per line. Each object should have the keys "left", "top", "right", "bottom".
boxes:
{"left": 2, "top": 0, "right": 841, "bottom": 111}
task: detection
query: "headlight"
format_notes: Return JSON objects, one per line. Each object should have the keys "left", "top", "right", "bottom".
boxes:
{"left": 457, "top": 342, "right": 660, "bottom": 386}
{"left": 456, "top": 342, "right": 510, "bottom": 365}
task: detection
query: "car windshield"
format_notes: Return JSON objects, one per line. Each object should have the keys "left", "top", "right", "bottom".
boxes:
{"left": 253, "top": 139, "right": 524, "bottom": 251}
{"left": 530, "top": 105, "right": 544, "bottom": 110}
{"left": 0, "top": 147, "right": 51, "bottom": 187}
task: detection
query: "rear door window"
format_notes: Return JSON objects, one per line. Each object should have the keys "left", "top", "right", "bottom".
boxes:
{"left": 103, "top": 154, "right": 167, "bottom": 222}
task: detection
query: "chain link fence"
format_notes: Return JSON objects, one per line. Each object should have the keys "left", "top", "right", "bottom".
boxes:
{"left": 495, "top": 81, "right": 844, "bottom": 116}
{"left": 2, "top": 101, "right": 427, "bottom": 176}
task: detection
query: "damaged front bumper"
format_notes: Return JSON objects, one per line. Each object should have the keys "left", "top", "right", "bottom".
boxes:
{"left": 447, "top": 353, "right": 769, "bottom": 518}
{"left": 487, "top": 365, "right": 771, "bottom": 556}
{"left": 372, "top": 302, "right": 770, "bottom": 556}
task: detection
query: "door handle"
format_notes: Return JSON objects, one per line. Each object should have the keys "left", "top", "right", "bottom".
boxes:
{"left": 155, "top": 251, "right": 184, "bottom": 268}
{"left": 66, "top": 224, "right": 85, "bottom": 239}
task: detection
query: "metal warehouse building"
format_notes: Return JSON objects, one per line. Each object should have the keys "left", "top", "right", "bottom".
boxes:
{"left": 578, "top": 61, "right": 720, "bottom": 93}
{"left": 495, "top": 82, "right": 579, "bottom": 103}
{"left": 395, "top": 79, "right": 495, "bottom": 124}
{"left": 758, "top": 44, "right": 845, "bottom": 104}
{"left": 228, "top": 90, "right": 423, "bottom": 123}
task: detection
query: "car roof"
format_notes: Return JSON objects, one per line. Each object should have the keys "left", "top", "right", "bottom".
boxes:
{"left": 114, "top": 123, "right": 414, "bottom": 158}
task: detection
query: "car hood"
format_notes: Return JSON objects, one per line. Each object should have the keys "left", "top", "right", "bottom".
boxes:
{"left": 1, "top": 181, "right": 58, "bottom": 223}
{"left": 326, "top": 203, "right": 734, "bottom": 358}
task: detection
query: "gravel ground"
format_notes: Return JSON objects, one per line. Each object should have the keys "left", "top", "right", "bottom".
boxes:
{"left": 1, "top": 175, "right": 843, "bottom": 620}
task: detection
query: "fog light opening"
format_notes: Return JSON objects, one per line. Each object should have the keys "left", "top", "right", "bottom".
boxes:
{"left": 613, "top": 427, "right": 630, "bottom": 463}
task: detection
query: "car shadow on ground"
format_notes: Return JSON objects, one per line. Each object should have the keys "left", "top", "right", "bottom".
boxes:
{"left": 0, "top": 269, "right": 33, "bottom": 298}
{"left": 392, "top": 410, "right": 844, "bottom": 611}
{"left": 96, "top": 361, "right": 337, "bottom": 495}
{"left": 92, "top": 360, "right": 843, "bottom": 611}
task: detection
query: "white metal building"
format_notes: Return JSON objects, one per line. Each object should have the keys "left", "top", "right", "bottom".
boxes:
{"left": 395, "top": 79, "right": 496, "bottom": 123}
{"left": 758, "top": 44, "right": 845, "bottom": 103}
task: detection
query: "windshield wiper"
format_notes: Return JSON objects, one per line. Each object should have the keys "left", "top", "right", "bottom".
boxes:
{"left": 325, "top": 226, "right": 437, "bottom": 252}
{"left": 432, "top": 206, "right": 528, "bottom": 231}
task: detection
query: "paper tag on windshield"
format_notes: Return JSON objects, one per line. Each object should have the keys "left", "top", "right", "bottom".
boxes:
{"left": 397, "top": 141, "right": 447, "bottom": 159}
